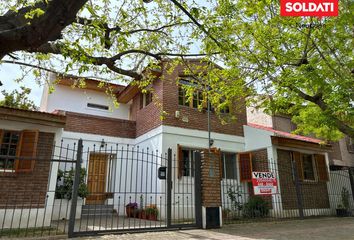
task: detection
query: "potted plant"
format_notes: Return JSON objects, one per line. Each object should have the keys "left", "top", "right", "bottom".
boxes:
{"left": 336, "top": 187, "right": 350, "bottom": 217}
{"left": 126, "top": 202, "right": 138, "bottom": 218}
{"left": 145, "top": 204, "right": 158, "bottom": 221}
{"left": 54, "top": 168, "right": 88, "bottom": 220}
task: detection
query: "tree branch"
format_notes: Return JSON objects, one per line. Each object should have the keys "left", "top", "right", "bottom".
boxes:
{"left": 288, "top": 85, "right": 354, "bottom": 138}
{"left": 168, "top": 0, "right": 222, "bottom": 49}
{"left": 0, "top": 0, "right": 88, "bottom": 59}
{"left": 121, "top": 21, "right": 193, "bottom": 35}
{"left": 1, "top": 60, "right": 59, "bottom": 74}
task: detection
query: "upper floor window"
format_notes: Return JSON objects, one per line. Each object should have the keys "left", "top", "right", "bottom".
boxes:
{"left": 178, "top": 77, "right": 230, "bottom": 113}
{"left": 0, "top": 131, "right": 20, "bottom": 170}
{"left": 87, "top": 103, "right": 109, "bottom": 110}
{"left": 178, "top": 77, "right": 205, "bottom": 109}
{"left": 140, "top": 92, "right": 153, "bottom": 109}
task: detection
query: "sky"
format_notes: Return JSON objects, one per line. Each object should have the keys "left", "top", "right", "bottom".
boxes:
{"left": 0, "top": 63, "right": 43, "bottom": 106}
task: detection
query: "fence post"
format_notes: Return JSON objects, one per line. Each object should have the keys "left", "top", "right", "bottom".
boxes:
{"left": 167, "top": 148, "right": 172, "bottom": 228}
{"left": 68, "top": 139, "right": 83, "bottom": 238}
{"left": 194, "top": 151, "right": 202, "bottom": 228}
{"left": 291, "top": 159, "right": 304, "bottom": 219}
{"left": 348, "top": 168, "right": 354, "bottom": 201}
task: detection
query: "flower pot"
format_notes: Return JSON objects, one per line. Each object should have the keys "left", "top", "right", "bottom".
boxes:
{"left": 336, "top": 208, "right": 350, "bottom": 217}
{"left": 138, "top": 210, "right": 146, "bottom": 219}
{"left": 147, "top": 214, "right": 157, "bottom": 221}
{"left": 126, "top": 206, "right": 136, "bottom": 218}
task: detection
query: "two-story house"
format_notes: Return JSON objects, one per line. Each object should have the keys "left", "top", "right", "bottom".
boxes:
{"left": 39, "top": 59, "right": 248, "bottom": 221}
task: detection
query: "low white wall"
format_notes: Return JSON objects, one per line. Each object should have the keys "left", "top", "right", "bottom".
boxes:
{"left": 0, "top": 208, "right": 51, "bottom": 229}
{"left": 51, "top": 199, "right": 83, "bottom": 220}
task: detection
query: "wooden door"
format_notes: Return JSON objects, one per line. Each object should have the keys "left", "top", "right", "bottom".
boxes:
{"left": 86, "top": 153, "right": 108, "bottom": 205}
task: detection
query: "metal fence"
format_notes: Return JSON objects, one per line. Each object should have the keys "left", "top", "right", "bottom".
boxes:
{"left": 0, "top": 139, "right": 200, "bottom": 238}
{"left": 221, "top": 151, "right": 354, "bottom": 224}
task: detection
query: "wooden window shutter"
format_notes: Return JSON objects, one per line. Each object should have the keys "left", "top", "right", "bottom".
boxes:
{"left": 177, "top": 144, "right": 183, "bottom": 179}
{"left": 315, "top": 154, "right": 329, "bottom": 181}
{"left": 239, "top": 152, "right": 252, "bottom": 182}
{"left": 16, "top": 130, "right": 39, "bottom": 173}
{"left": 0, "top": 129, "right": 3, "bottom": 145}
{"left": 292, "top": 151, "right": 303, "bottom": 180}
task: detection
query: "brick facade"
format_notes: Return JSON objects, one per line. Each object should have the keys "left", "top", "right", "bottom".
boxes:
{"left": 161, "top": 61, "right": 247, "bottom": 136}
{"left": 65, "top": 111, "right": 136, "bottom": 138}
{"left": 133, "top": 79, "right": 164, "bottom": 137}
{"left": 200, "top": 150, "right": 222, "bottom": 207}
{"left": 0, "top": 132, "right": 55, "bottom": 208}
{"left": 252, "top": 149, "right": 269, "bottom": 172}
{"left": 250, "top": 149, "right": 272, "bottom": 207}
{"left": 277, "top": 149, "right": 330, "bottom": 210}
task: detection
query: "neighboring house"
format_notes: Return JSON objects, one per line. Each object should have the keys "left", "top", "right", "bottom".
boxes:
{"left": 0, "top": 106, "right": 66, "bottom": 228}
{"left": 247, "top": 106, "right": 354, "bottom": 169}
{"left": 245, "top": 106, "right": 354, "bottom": 216}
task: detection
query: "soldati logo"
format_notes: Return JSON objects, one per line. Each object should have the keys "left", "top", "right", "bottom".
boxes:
{"left": 280, "top": 0, "right": 338, "bottom": 17}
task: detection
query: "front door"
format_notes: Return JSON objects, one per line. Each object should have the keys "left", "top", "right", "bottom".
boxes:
{"left": 86, "top": 153, "right": 108, "bottom": 204}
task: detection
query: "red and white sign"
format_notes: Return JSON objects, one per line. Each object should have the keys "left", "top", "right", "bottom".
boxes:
{"left": 280, "top": 0, "right": 338, "bottom": 17}
{"left": 252, "top": 172, "right": 278, "bottom": 195}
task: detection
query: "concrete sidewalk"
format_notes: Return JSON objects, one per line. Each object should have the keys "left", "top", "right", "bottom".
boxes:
{"left": 77, "top": 217, "right": 354, "bottom": 240}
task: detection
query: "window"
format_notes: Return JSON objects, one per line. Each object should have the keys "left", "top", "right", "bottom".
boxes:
{"left": 181, "top": 149, "right": 195, "bottom": 177}
{"left": 87, "top": 103, "right": 109, "bottom": 110}
{"left": 302, "top": 154, "right": 316, "bottom": 181}
{"left": 178, "top": 77, "right": 205, "bottom": 109}
{"left": 0, "top": 129, "right": 38, "bottom": 173}
{"left": 0, "top": 131, "right": 20, "bottom": 170}
{"left": 178, "top": 77, "right": 230, "bottom": 113}
{"left": 222, "top": 152, "right": 237, "bottom": 179}
{"left": 293, "top": 152, "right": 327, "bottom": 182}
{"left": 177, "top": 145, "right": 199, "bottom": 178}
{"left": 140, "top": 92, "right": 153, "bottom": 109}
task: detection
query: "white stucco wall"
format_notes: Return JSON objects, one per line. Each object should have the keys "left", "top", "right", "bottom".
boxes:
{"left": 246, "top": 106, "right": 273, "bottom": 127}
{"left": 243, "top": 125, "right": 273, "bottom": 151}
{"left": 41, "top": 84, "right": 130, "bottom": 119}
{"left": 159, "top": 125, "right": 246, "bottom": 220}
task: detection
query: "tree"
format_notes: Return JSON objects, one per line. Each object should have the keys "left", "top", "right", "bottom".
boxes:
{"left": 0, "top": 86, "right": 38, "bottom": 110}
{"left": 198, "top": 0, "right": 354, "bottom": 140}
{"left": 0, "top": 0, "right": 208, "bottom": 81}
{"left": 0, "top": 0, "right": 353, "bottom": 140}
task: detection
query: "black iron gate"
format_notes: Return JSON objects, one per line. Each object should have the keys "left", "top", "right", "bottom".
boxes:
{"left": 67, "top": 140, "right": 202, "bottom": 237}
{"left": 0, "top": 139, "right": 201, "bottom": 238}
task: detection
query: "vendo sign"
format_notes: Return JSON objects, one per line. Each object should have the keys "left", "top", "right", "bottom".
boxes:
{"left": 252, "top": 172, "right": 278, "bottom": 195}
{"left": 280, "top": 0, "right": 338, "bottom": 17}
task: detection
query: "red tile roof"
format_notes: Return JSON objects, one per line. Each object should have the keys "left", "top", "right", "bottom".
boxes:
{"left": 247, "top": 123, "right": 323, "bottom": 144}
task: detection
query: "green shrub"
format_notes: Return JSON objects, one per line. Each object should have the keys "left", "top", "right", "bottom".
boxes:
{"left": 243, "top": 196, "right": 270, "bottom": 218}
{"left": 55, "top": 167, "right": 89, "bottom": 200}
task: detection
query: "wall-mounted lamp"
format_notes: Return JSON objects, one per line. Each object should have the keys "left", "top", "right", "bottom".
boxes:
{"left": 100, "top": 139, "right": 105, "bottom": 148}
